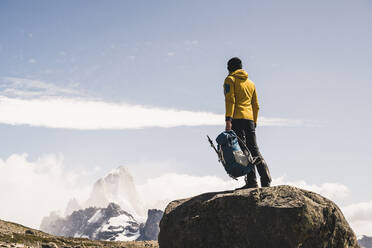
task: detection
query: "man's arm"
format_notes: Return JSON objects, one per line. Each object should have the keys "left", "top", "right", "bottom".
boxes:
{"left": 252, "top": 85, "right": 260, "bottom": 126}
{"left": 224, "top": 77, "right": 235, "bottom": 130}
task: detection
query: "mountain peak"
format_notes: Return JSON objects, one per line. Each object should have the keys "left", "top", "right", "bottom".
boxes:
{"left": 109, "top": 166, "right": 131, "bottom": 176}
{"left": 84, "top": 166, "right": 145, "bottom": 218}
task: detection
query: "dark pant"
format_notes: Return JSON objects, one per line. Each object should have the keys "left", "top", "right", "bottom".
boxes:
{"left": 232, "top": 119, "right": 272, "bottom": 187}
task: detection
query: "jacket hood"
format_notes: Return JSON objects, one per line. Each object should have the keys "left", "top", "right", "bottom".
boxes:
{"left": 229, "top": 69, "right": 248, "bottom": 80}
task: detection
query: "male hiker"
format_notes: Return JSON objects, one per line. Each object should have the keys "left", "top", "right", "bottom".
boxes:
{"left": 224, "top": 57, "right": 272, "bottom": 188}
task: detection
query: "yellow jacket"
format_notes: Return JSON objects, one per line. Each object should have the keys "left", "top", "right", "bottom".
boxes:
{"left": 224, "top": 69, "right": 259, "bottom": 123}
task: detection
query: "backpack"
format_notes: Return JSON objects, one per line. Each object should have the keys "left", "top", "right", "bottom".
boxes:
{"left": 208, "top": 130, "right": 255, "bottom": 179}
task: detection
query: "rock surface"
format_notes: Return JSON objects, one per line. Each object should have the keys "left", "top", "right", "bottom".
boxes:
{"left": 159, "top": 185, "right": 359, "bottom": 248}
{"left": 138, "top": 209, "right": 163, "bottom": 241}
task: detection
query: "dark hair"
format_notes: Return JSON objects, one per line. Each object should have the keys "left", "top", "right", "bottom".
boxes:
{"left": 227, "top": 57, "right": 242, "bottom": 72}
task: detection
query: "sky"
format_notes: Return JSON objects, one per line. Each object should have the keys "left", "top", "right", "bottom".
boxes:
{"left": 0, "top": 0, "right": 371, "bottom": 236}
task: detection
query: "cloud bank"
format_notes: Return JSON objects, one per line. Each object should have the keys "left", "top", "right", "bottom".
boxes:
{"left": 0, "top": 77, "right": 311, "bottom": 130}
{"left": 273, "top": 176, "right": 350, "bottom": 200}
{"left": 343, "top": 200, "right": 372, "bottom": 236}
{"left": 0, "top": 153, "right": 90, "bottom": 229}
{"left": 139, "top": 173, "right": 372, "bottom": 236}
{"left": 0, "top": 77, "right": 81, "bottom": 98}
{"left": 137, "top": 174, "right": 350, "bottom": 212}
{"left": 0, "top": 153, "right": 368, "bottom": 236}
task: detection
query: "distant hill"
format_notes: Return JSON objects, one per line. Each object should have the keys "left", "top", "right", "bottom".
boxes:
{"left": 0, "top": 218, "right": 158, "bottom": 248}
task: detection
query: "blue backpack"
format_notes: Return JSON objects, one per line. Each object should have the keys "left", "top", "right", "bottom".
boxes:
{"left": 208, "top": 130, "right": 255, "bottom": 179}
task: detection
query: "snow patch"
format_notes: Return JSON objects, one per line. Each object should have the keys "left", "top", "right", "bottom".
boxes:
{"left": 100, "top": 214, "right": 139, "bottom": 241}
{"left": 88, "top": 209, "right": 102, "bottom": 224}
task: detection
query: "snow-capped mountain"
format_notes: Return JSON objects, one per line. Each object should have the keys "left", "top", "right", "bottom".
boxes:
{"left": 40, "top": 203, "right": 141, "bottom": 241}
{"left": 359, "top": 235, "right": 372, "bottom": 248}
{"left": 40, "top": 166, "right": 163, "bottom": 241}
{"left": 84, "top": 166, "right": 145, "bottom": 218}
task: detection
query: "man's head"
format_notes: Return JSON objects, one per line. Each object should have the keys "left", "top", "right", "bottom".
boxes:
{"left": 227, "top": 57, "right": 242, "bottom": 73}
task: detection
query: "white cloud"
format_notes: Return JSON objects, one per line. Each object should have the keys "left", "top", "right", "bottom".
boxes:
{"left": 0, "top": 95, "right": 310, "bottom": 130}
{"left": 137, "top": 173, "right": 241, "bottom": 211}
{"left": 272, "top": 176, "right": 350, "bottom": 200}
{"left": 28, "top": 58, "right": 36, "bottom": 64}
{"left": 137, "top": 173, "right": 350, "bottom": 212}
{"left": 167, "top": 52, "right": 175, "bottom": 56}
{"left": 0, "top": 77, "right": 80, "bottom": 98}
{"left": 0, "top": 153, "right": 90, "bottom": 229}
{"left": 139, "top": 173, "right": 372, "bottom": 235}
{"left": 342, "top": 200, "right": 372, "bottom": 236}
{"left": 0, "top": 153, "right": 364, "bottom": 235}
{"left": 0, "top": 77, "right": 313, "bottom": 130}
{"left": 0, "top": 96, "right": 218, "bottom": 129}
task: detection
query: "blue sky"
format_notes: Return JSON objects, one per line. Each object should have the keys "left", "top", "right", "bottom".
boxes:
{"left": 0, "top": 0, "right": 371, "bottom": 235}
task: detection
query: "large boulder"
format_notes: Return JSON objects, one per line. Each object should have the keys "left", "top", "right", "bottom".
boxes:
{"left": 159, "top": 185, "right": 359, "bottom": 248}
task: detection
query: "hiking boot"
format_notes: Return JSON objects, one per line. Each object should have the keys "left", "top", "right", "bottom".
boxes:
{"left": 245, "top": 170, "right": 258, "bottom": 186}
{"left": 235, "top": 171, "right": 258, "bottom": 190}
{"left": 261, "top": 180, "right": 271, "bottom": 187}
{"left": 235, "top": 183, "right": 258, "bottom": 190}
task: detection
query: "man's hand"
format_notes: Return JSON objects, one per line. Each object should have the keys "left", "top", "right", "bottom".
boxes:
{"left": 225, "top": 120, "right": 232, "bottom": 131}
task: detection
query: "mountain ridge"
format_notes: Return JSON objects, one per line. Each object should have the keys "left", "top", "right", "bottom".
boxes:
{"left": 41, "top": 203, "right": 139, "bottom": 241}
{"left": 40, "top": 203, "right": 162, "bottom": 242}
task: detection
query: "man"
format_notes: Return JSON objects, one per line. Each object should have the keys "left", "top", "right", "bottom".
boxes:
{"left": 224, "top": 57, "right": 271, "bottom": 188}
